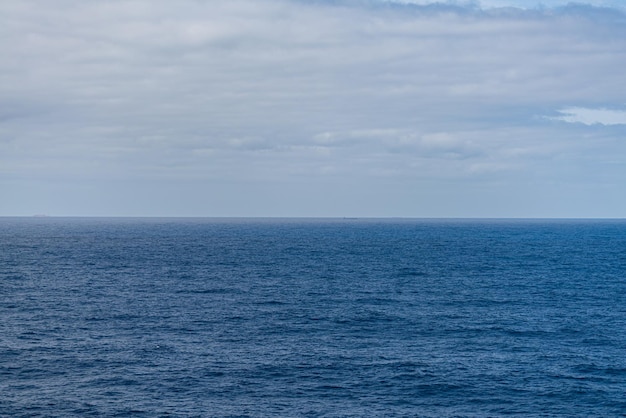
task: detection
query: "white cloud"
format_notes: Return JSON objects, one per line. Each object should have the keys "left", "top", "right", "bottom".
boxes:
{"left": 552, "top": 107, "right": 626, "bottom": 125}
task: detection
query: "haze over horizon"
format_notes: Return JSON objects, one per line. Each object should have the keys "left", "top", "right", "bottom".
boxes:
{"left": 2, "top": 0, "right": 626, "bottom": 217}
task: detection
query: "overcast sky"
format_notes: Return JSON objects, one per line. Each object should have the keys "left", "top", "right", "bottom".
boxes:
{"left": 1, "top": 0, "right": 625, "bottom": 217}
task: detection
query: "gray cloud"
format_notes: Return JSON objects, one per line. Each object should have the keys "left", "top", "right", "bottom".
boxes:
{"left": 1, "top": 0, "right": 626, "bottom": 216}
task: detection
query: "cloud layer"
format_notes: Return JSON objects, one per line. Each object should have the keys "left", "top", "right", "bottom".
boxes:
{"left": 1, "top": 0, "right": 625, "bottom": 216}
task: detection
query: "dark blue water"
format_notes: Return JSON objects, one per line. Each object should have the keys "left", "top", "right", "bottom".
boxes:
{"left": 2, "top": 218, "right": 626, "bottom": 417}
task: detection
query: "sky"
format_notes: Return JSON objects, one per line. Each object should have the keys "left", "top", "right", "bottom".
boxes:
{"left": 1, "top": 0, "right": 625, "bottom": 217}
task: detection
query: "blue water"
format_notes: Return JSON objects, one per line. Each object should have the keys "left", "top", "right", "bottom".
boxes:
{"left": 2, "top": 218, "right": 626, "bottom": 417}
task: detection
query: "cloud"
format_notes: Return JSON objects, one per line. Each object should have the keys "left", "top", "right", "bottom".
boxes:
{"left": 512, "top": 1, "right": 621, "bottom": 9}
{"left": 1, "top": 0, "right": 626, "bottom": 216}
{"left": 552, "top": 107, "right": 626, "bottom": 125}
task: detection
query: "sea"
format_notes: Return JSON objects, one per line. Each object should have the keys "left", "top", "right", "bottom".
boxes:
{"left": 1, "top": 217, "right": 626, "bottom": 417}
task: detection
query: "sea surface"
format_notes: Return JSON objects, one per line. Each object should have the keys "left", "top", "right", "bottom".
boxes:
{"left": 1, "top": 218, "right": 626, "bottom": 417}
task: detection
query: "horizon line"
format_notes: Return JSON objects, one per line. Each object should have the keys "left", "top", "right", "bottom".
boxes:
{"left": 1, "top": 215, "right": 625, "bottom": 220}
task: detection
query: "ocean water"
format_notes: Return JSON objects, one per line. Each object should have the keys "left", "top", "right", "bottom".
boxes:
{"left": 1, "top": 218, "right": 626, "bottom": 417}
